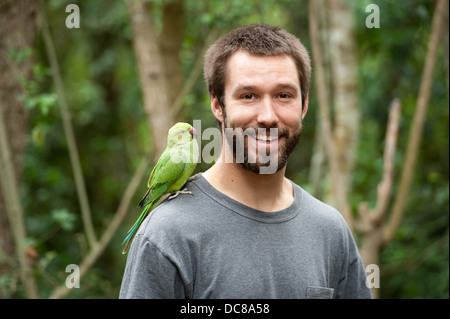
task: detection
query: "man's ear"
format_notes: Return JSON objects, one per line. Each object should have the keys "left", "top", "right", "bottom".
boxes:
{"left": 301, "top": 95, "right": 309, "bottom": 120}
{"left": 211, "top": 95, "right": 224, "bottom": 123}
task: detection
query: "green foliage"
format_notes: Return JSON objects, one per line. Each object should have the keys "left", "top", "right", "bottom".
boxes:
{"left": 51, "top": 209, "right": 77, "bottom": 231}
{"left": 10, "top": 0, "right": 448, "bottom": 299}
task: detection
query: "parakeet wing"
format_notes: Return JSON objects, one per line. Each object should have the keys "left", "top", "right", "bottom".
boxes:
{"left": 122, "top": 150, "right": 187, "bottom": 247}
{"left": 138, "top": 149, "right": 187, "bottom": 208}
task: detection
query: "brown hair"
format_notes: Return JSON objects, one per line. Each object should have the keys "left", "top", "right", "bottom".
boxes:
{"left": 203, "top": 23, "right": 311, "bottom": 108}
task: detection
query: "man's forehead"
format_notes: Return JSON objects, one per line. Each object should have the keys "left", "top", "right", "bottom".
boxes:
{"left": 225, "top": 51, "right": 300, "bottom": 91}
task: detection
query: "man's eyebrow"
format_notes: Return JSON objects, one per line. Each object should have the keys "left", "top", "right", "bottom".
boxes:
{"left": 274, "top": 83, "right": 300, "bottom": 91}
{"left": 233, "top": 83, "right": 299, "bottom": 92}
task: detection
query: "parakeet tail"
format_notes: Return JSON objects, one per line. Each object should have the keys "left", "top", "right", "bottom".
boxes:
{"left": 138, "top": 188, "right": 151, "bottom": 208}
{"left": 122, "top": 202, "right": 153, "bottom": 254}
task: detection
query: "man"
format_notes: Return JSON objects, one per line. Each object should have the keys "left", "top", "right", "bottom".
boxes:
{"left": 120, "top": 24, "right": 372, "bottom": 299}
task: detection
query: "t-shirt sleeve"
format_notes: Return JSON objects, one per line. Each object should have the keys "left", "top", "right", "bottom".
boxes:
{"left": 119, "top": 234, "right": 186, "bottom": 299}
{"left": 335, "top": 226, "right": 373, "bottom": 299}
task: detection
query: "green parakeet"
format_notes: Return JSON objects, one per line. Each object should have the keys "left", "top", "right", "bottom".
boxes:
{"left": 122, "top": 122, "right": 199, "bottom": 254}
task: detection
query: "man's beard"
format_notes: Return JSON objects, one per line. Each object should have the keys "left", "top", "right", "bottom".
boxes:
{"left": 223, "top": 113, "right": 302, "bottom": 174}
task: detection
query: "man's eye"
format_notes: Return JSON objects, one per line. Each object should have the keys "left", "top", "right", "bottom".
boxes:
{"left": 278, "top": 93, "right": 291, "bottom": 99}
{"left": 241, "top": 94, "right": 255, "bottom": 100}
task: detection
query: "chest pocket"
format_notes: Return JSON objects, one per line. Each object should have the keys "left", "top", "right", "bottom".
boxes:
{"left": 306, "top": 286, "right": 335, "bottom": 299}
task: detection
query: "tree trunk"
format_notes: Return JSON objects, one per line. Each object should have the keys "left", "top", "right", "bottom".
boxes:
{"left": 326, "top": 0, "right": 360, "bottom": 207}
{"left": 308, "top": 0, "right": 353, "bottom": 226}
{"left": 443, "top": 1, "right": 449, "bottom": 95}
{"left": 0, "top": 0, "right": 38, "bottom": 298}
{"left": 127, "top": 0, "right": 184, "bottom": 160}
{"left": 308, "top": 0, "right": 330, "bottom": 198}
{"left": 160, "top": 0, "right": 185, "bottom": 122}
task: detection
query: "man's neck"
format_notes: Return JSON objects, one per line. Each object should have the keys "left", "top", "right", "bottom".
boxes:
{"left": 202, "top": 161, "right": 294, "bottom": 212}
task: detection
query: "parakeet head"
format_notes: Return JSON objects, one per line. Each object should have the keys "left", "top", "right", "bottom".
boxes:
{"left": 167, "top": 122, "right": 199, "bottom": 164}
{"left": 167, "top": 122, "right": 197, "bottom": 147}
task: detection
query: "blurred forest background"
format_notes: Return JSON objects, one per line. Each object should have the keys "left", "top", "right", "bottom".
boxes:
{"left": 0, "top": 0, "right": 448, "bottom": 299}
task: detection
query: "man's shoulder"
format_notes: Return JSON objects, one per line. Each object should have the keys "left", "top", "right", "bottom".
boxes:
{"left": 135, "top": 175, "right": 214, "bottom": 239}
{"left": 293, "top": 183, "right": 349, "bottom": 230}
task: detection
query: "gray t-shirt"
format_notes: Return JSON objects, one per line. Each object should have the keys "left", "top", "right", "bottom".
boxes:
{"left": 119, "top": 174, "right": 372, "bottom": 299}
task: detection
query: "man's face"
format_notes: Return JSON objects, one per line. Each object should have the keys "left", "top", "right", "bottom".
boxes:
{"left": 214, "top": 50, "right": 308, "bottom": 174}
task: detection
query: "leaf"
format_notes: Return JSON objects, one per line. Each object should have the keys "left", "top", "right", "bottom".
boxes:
{"left": 51, "top": 209, "right": 77, "bottom": 231}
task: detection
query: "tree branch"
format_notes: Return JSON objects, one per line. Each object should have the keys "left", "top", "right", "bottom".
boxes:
{"left": 0, "top": 102, "right": 39, "bottom": 299}
{"left": 383, "top": 0, "right": 447, "bottom": 243}
{"left": 374, "top": 98, "right": 401, "bottom": 220}
{"left": 38, "top": 2, "right": 97, "bottom": 247}
{"left": 355, "top": 98, "right": 401, "bottom": 234}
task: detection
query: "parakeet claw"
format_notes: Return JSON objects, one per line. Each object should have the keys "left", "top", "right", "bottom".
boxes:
{"left": 168, "top": 188, "right": 192, "bottom": 199}
{"left": 187, "top": 174, "right": 198, "bottom": 182}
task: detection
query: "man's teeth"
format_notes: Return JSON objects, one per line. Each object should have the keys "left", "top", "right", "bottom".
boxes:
{"left": 256, "top": 135, "right": 278, "bottom": 141}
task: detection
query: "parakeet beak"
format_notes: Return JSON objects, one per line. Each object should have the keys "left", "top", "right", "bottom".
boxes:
{"left": 189, "top": 127, "right": 197, "bottom": 138}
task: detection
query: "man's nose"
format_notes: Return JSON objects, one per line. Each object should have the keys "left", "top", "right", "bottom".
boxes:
{"left": 257, "top": 97, "right": 278, "bottom": 127}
